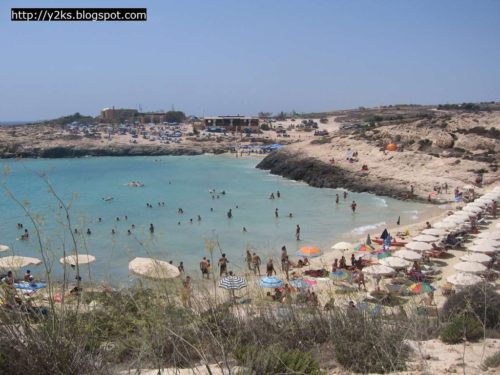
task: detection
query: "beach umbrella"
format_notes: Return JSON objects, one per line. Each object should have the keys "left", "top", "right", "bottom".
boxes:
{"left": 376, "top": 251, "right": 391, "bottom": 259}
{"left": 496, "top": 223, "right": 500, "bottom": 229}
{"left": 363, "top": 264, "right": 396, "bottom": 276}
{"left": 460, "top": 253, "right": 491, "bottom": 265}
{"left": 462, "top": 206, "right": 483, "bottom": 214}
{"left": 59, "top": 254, "right": 96, "bottom": 266}
{"left": 0, "top": 256, "right": 42, "bottom": 270}
{"left": 218, "top": 275, "right": 247, "bottom": 290}
{"left": 467, "top": 244, "right": 498, "bottom": 254}
{"left": 0, "top": 245, "right": 10, "bottom": 252}
{"left": 405, "top": 242, "right": 433, "bottom": 252}
{"left": 331, "top": 242, "right": 353, "bottom": 251}
{"left": 463, "top": 184, "right": 475, "bottom": 190}
{"left": 380, "top": 256, "right": 410, "bottom": 269}
{"left": 422, "top": 228, "right": 447, "bottom": 236}
{"left": 259, "top": 276, "right": 284, "bottom": 288}
{"left": 407, "top": 282, "right": 436, "bottom": 294}
{"left": 433, "top": 221, "right": 457, "bottom": 230}
{"left": 476, "top": 232, "right": 500, "bottom": 240}
{"left": 412, "top": 234, "right": 440, "bottom": 243}
{"left": 329, "top": 269, "right": 350, "bottom": 281}
{"left": 354, "top": 243, "right": 374, "bottom": 252}
{"left": 128, "top": 257, "right": 180, "bottom": 280}
{"left": 393, "top": 249, "right": 422, "bottom": 261}
{"left": 468, "top": 201, "right": 488, "bottom": 208}
{"left": 452, "top": 212, "right": 475, "bottom": 219}
{"left": 471, "top": 238, "right": 500, "bottom": 248}
{"left": 296, "top": 246, "right": 322, "bottom": 258}
{"left": 443, "top": 216, "right": 468, "bottom": 224}
{"left": 289, "top": 278, "right": 310, "bottom": 289}
{"left": 447, "top": 273, "right": 483, "bottom": 287}
{"left": 453, "top": 261, "right": 487, "bottom": 274}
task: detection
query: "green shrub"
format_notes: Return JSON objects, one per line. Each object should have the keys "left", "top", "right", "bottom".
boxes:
{"left": 234, "top": 344, "right": 323, "bottom": 375}
{"left": 441, "top": 284, "right": 500, "bottom": 329}
{"left": 330, "top": 310, "right": 408, "bottom": 373}
{"left": 440, "top": 315, "right": 483, "bottom": 344}
{"left": 482, "top": 350, "right": 500, "bottom": 370}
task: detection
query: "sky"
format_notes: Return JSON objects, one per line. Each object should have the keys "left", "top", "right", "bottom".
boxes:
{"left": 1, "top": 0, "right": 499, "bottom": 121}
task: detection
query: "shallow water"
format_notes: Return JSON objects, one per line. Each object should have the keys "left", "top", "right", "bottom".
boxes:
{"left": 0, "top": 155, "right": 437, "bottom": 285}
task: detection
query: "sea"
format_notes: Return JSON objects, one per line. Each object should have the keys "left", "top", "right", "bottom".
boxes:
{"left": 0, "top": 155, "right": 439, "bottom": 285}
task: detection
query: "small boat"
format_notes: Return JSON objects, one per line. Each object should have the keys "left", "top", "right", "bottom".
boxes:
{"left": 102, "top": 196, "right": 114, "bottom": 202}
{"left": 127, "top": 181, "right": 144, "bottom": 187}
{"left": 372, "top": 237, "right": 407, "bottom": 247}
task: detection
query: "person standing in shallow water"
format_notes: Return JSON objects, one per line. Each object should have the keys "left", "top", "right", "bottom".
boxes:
{"left": 245, "top": 250, "right": 253, "bottom": 271}
{"left": 227, "top": 209, "right": 232, "bottom": 219}
{"left": 343, "top": 191, "right": 348, "bottom": 199}
{"left": 335, "top": 194, "right": 339, "bottom": 204}
{"left": 296, "top": 225, "right": 301, "bottom": 241}
{"left": 275, "top": 208, "right": 279, "bottom": 218}
{"left": 351, "top": 200, "right": 357, "bottom": 213}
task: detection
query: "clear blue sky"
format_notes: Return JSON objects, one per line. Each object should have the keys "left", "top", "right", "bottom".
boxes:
{"left": 1, "top": 0, "right": 499, "bottom": 120}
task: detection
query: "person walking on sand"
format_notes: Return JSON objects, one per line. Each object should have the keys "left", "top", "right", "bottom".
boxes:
{"left": 218, "top": 253, "right": 229, "bottom": 277}
{"left": 351, "top": 200, "right": 357, "bottom": 213}
{"left": 245, "top": 250, "right": 253, "bottom": 271}
{"left": 266, "top": 257, "right": 276, "bottom": 277}
{"left": 296, "top": 225, "right": 301, "bottom": 241}
{"left": 252, "top": 252, "right": 262, "bottom": 276}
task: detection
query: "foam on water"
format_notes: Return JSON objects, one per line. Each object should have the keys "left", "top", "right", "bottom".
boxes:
{"left": 352, "top": 221, "right": 387, "bottom": 235}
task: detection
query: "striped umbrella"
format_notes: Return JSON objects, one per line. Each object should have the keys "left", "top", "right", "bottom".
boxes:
{"left": 259, "top": 276, "right": 284, "bottom": 288}
{"left": 296, "top": 246, "right": 322, "bottom": 258}
{"left": 329, "top": 269, "right": 350, "bottom": 281}
{"left": 407, "top": 282, "right": 435, "bottom": 294}
{"left": 218, "top": 275, "right": 247, "bottom": 290}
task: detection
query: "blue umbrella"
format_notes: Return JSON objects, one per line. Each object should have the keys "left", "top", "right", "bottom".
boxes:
{"left": 289, "top": 278, "right": 310, "bottom": 289}
{"left": 259, "top": 276, "right": 284, "bottom": 288}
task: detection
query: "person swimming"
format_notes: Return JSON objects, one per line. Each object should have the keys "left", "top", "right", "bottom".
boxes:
{"left": 227, "top": 209, "right": 232, "bottom": 218}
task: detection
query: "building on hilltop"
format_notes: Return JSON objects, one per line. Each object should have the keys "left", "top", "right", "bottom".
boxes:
{"left": 101, "top": 107, "right": 138, "bottom": 123}
{"left": 203, "top": 116, "right": 259, "bottom": 132}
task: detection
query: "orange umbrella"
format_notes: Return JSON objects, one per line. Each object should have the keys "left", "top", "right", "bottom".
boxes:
{"left": 386, "top": 143, "right": 397, "bottom": 151}
{"left": 296, "top": 246, "right": 322, "bottom": 258}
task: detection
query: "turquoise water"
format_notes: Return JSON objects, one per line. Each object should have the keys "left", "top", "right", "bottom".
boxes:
{"left": 0, "top": 155, "right": 436, "bottom": 285}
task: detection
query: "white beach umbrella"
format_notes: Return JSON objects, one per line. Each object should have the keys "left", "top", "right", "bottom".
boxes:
{"left": 471, "top": 238, "right": 500, "bottom": 248}
{"left": 128, "top": 257, "right": 180, "bottom": 280}
{"left": 463, "top": 184, "right": 475, "bottom": 190}
{"left": 393, "top": 249, "right": 422, "bottom": 261}
{"left": 443, "top": 216, "right": 468, "bottom": 224}
{"left": 468, "top": 244, "right": 498, "bottom": 254}
{"left": 422, "top": 228, "right": 448, "bottom": 236}
{"left": 462, "top": 206, "right": 483, "bottom": 214}
{"left": 331, "top": 242, "right": 353, "bottom": 251}
{"left": 468, "top": 201, "right": 488, "bottom": 208}
{"left": 453, "top": 261, "right": 487, "bottom": 274}
{"left": 363, "top": 264, "right": 396, "bottom": 276}
{"left": 0, "top": 255, "right": 42, "bottom": 270}
{"left": 59, "top": 254, "right": 96, "bottom": 266}
{"left": 496, "top": 223, "right": 500, "bottom": 229}
{"left": 0, "top": 245, "right": 10, "bottom": 252}
{"left": 447, "top": 273, "right": 483, "bottom": 287}
{"left": 453, "top": 211, "right": 475, "bottom": 218}
{"left": 476, "top": 232, "right": 500, "bottom": 240}
{"left": 379, "top": 257, "right": 410, "bottom": 269}
{"left": 405, "top": 241, "right": 433, "bottom": 252}
{"left": 412, "top": 234, "right": 440, "bottom": 242}
{"left": 433, "top": 221, "right": 457, "bottom": 230}
{"left": 460, "top": 253, "right": 491, "bottom": 265}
